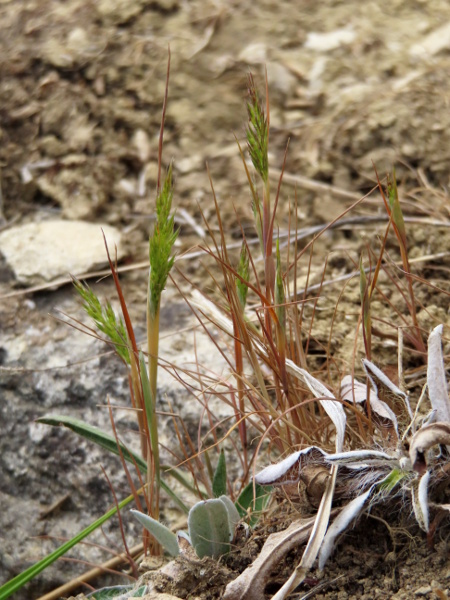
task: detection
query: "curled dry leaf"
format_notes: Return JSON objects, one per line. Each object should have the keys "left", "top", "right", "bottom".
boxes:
{"left": 427, "top": 325, "right": 450, "bottom": 423}
{"left": 270, "top": 467, "right": 339, "bottom": 600}
{"left": 254, "top": 447, "right": 326, "bottom": 486}
{"left": 362, "top": 358, "right": 413, "bottom": 423}
{"left": 409, "top": 422, "right": 450, "bottom": 474}
{"left": 318, "top": 488, "right": 372, "bottom": 570}
{"left": 222, "top": 516, "right": 317, "bottom": 600}
{"left": 341, "top": 374, "right": 399, "bottom": 436}
{"left": 286, "top": 362, "right": 346, "bottom": 452}
{"left": 325, "top": 449, "right": 396, "bottom": 469}
{"left": 255, "top": 447, "right": 330, "bottom": 507}
{"left": 411, "top": 470, "right": 431, "bottom": 532}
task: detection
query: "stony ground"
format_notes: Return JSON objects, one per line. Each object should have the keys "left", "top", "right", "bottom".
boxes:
{"left": 0, "top": 0, "right": 449, "bottom": 598}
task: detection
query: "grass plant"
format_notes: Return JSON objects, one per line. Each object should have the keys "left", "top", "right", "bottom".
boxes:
{"left": 1, "top": 67, "right": 448, "bottom": 600}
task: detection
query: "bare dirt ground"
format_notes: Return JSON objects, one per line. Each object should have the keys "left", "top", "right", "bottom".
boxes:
{"left": 0, "top": 0, "right": 449, "bottom": 599}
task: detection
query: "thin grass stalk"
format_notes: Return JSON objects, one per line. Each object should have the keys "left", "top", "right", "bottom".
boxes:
{"left": 359, "top": 255, "right": 374, "bottom": 437}
{"left": 107, "top": 399, "right": 147, "bottom": 515}
{"left": 142, "top": 50, "right": 177, "bottom": 528}
{"left": 100, "top": 465, "right": 139, "bottom": 579}
{"left": 246, "top": 73, "right": 274, "bottom": 342}
{"left": 292, "top": 190, "right": 308, "bottom": 371}
{"left": 166, "top": 398, "right": 210, "bottom": 500}
{"left": 101, "top": 236, "right": 149, "bottom": 462}
{"left": 139, "top": 352, "right": 160, "bottom": 522}
{"left": 374, "top": 168, "right": 426, "bottom": 354}
{"left": 199, "top": 176, "right": 279, "bottom": 429}
{"left": 233, "top": 248, "right": 250, "bottom": 469}
{"left": 359, "top": 254, "right": 372, "bottom": 360}
{"left": 192, "top": 330, "right": 221, "bottom": 451}
{"left": 176, "top": 415, "right": 214, "bottom": 497}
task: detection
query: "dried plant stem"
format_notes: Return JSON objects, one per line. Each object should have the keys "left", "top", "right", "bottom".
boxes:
{"left": 35, "top": 544, "right": 144, "bottom": 600}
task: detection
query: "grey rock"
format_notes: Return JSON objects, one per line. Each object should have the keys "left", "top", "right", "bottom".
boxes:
{"left": 0, "top": 220, "right": 125, "bottom": 285}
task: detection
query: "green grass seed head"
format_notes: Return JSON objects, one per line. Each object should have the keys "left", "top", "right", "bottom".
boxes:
{"left": 73, "top": 277, "right": 130, "bottom": 364}
{"left": 148, "top": 162, "right": 179, "bottom": 318}
{"left": 246, "top": 74, "right": 269, "bottom": 184}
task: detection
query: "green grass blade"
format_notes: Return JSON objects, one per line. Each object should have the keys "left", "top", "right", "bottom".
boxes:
{"left": 36, "top": 415, "right": 189, "bottom": 514}
{"left": 212, "top": 449, "right": 227, "bottom": 498}
{"left": 139, "top": 351, "right": 160, "bottom": 500}
{"left": 89, "top": 585, "right": 147, "bottom": 599}
{"left": 235, "top": 482, "right": 271, "bottom": 526}
{"left": 37, "top": 414, "right": 148, "bottom": 470}
{"left": 0, "top": 494, "right": 135, "bottom": 600}
{"left": 236, "top": 243, "right": 250, "bottom": 310}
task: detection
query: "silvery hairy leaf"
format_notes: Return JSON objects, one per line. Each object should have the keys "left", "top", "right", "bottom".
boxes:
{"left": 130, "top": 510, "right": 179, "bottom": 557}
{"left": 411, "top": 470, "right": 431, "bottom": 532}
{"left": 409, "top": 422, "right": 450, "bottom": 474}
{"left": 427, "top": 325, "right": 450, "bottom": 423}
{"left": 255, "top": 446, "right": 326, "bottom": 486}
{"left": 362, "top": 358, "right": 413, "bottom": 422}
{"left": 188, "top": 497, "right": 235, "bottom": 558}
{"left": 286, "top": 362, "right": 346, "bottom": 452}
{"left": 318, "top": 487, "right": 373, "bottom": 570}
{"left": 324, "top": 449, "right": 397, "bottom": 470}
{"left": 341, "top": 374, "right": 399, "bottom": 435}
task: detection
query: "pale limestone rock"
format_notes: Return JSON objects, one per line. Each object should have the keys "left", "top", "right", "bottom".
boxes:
{"left": 0, "top": 220, "right": 125, "bottom": 285}
{"left": 304, "top": 28, "right": 356, "bottom": 52}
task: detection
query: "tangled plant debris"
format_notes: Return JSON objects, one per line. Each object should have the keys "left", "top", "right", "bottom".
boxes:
{"left": 259, "top": 326, "right": 449, "bottom": 560}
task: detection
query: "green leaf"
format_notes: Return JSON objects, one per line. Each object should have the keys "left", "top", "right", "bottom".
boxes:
{"left": 212, "top": 449, "right": 227, "bottom": 498}
{"left": 236, "top": 243, "right": 250, "bottom": 310}
{"left": 88, "top": 585, "right": 147, "bottom": 599}
{"left": 188, "top": 499, "right": 232, "bottom": 558}
{"left": 139, "top": 351, "right": 160, "bottom": 494}
{"left": 387, "top": 170, "right": 407, "bottom": 248}
{"left": 37, "top": 414, "right": 147, "bottom": 469}
{"left": 235, "top": 482, "right": 271, "bottom": 526}
{"left": 376, "top": 468, "right": 407, "bottom": 494}
{"left": 36, "top": 415, "right": 189, "bottom": 514}
{"left": 130, "top": 510, "right": 179, "bottom": 557}
{"left": 219, "top": 495, "right": 240, "bottom": 538}
{"left": 0, "top": 494, "right": 136, "bottom": 600}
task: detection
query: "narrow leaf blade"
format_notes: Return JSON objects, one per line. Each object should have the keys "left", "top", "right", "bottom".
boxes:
{"left": 212, "top": 449, "right": 227, "bottom": 498}
{"left": 0, "top": 494, "right": 135, "bottom": 600}
{"left": 235, "top": 481, "right": 271, "bottom": 525}
{"left": 286, "top": 363, "right": 346, "bottom": 452}
{"left": 37, "top": 415, "right": 189, "bottom": 514}
{"left": 411, "top": 471, "right": 431, "bottom": 532}
{"left": 427, "top": 325, "right": 450, "bottom": 423}
{"left": 130, "top": 510, "right": 179, "bottom": 557}
{"left": 318, "top": 488, "right": 372, "bottom": 570}
{"left": 37, "top": 415, "right": 147, "bottom": 471}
